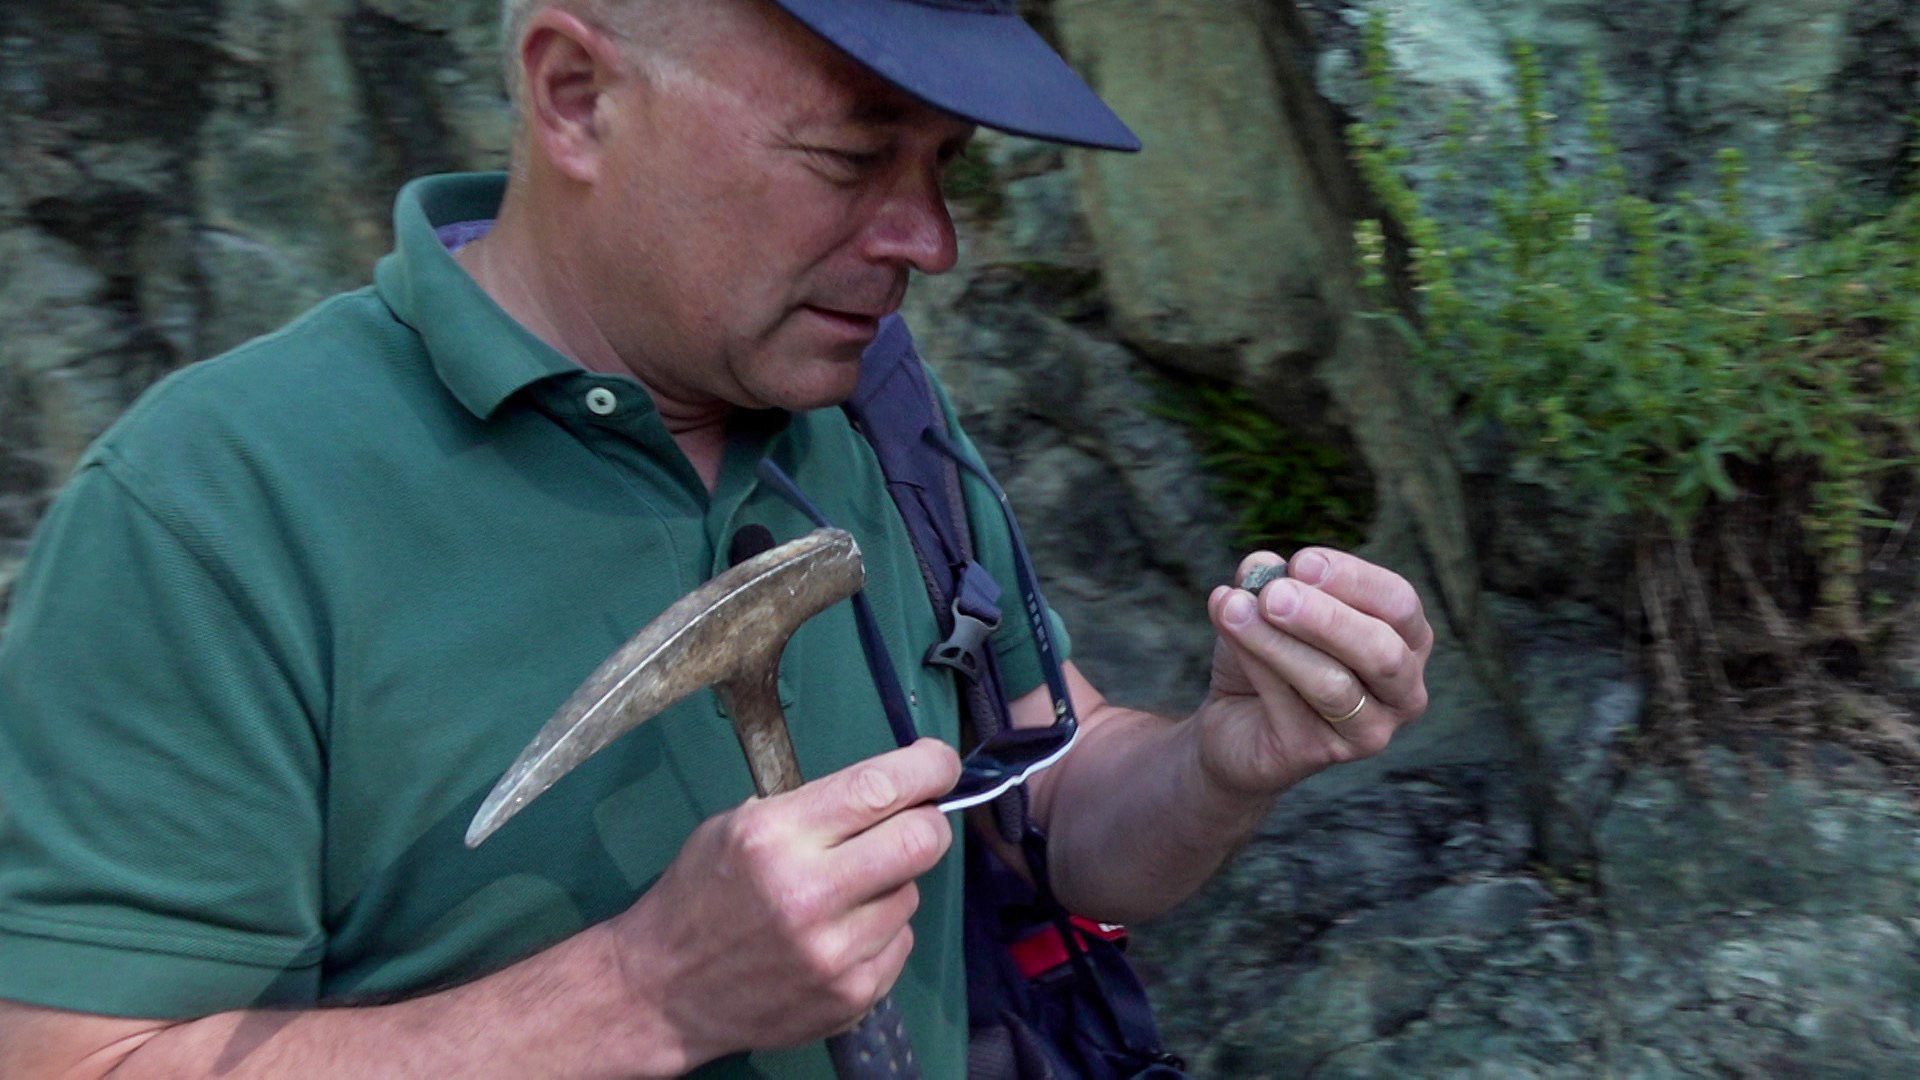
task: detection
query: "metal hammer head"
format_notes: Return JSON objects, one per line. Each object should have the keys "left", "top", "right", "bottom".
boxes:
{"left": 465, "top": 527, "right": 864, "bottom": 847}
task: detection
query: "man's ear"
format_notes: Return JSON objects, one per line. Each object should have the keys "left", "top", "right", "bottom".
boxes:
{"left": 516, "top": 10, "right": 630, "bottom": 183}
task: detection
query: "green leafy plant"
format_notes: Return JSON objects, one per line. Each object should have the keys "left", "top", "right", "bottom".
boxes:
{"left": 1350, "top": 12, "right": 1920, "bottom": 746}
{"left": 943, "top": 148, "right": 1005, "bottom": 222}
{"left": 1151, "top": 375, "right": 1372, "bottom": 555}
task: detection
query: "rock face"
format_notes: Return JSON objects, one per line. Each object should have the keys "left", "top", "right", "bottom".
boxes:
{"left": 1302, "top": 0, "right": 1918, "bottom": 228}
{"left": 1052, "top": 0, "right": 1355, "bottom": 427}
{"left": 1133, "top": 605, "right": 1920, "bottom": 1077}
{"left": 0, "top": 0, "right": 510, "bottom": 603}
{"left": 5, "top": 1, "right": 1920, "bottom": 1076}
{"left": 1056, "top": 0, "right": 1916, "bottom": 614}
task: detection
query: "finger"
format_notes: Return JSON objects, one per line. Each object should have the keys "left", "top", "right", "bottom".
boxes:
{"left": 787, "top": 898, "right": 916, "bottom": 1041}
{"left": 819, "top": 882, "right": 921, "bottom": 976}
{"left": 832, "top": 926, "right": 918, "bottom": 1033}
{"left": 1252, "top": 573, "right": 1425, "bottom": 714}
{"left": 1234, "top": 551, "right": 1288, "bottom": 590}
{"left": 1287, "top": 548, "right": 1434, "bottom": 656}
{"left": 1212, "top": 622, "right": 1395, "bottom": 763}
{"left": 746, "top": 810, "right": 943, "bottom": 953}
{"left": 825, "top": 804, "right": 953, "bottom": 902}
{"left": 787, "top": 738, "right": 962, "bottom": 843}
{"left": 1214, "top": 589, "right": 1367, "bottom": 721}
{"left": 865, "top": 927, "right": 916, "bottom": 1007}
{"left": 1207, "top": 584, "right": 1305, "bottom": 697}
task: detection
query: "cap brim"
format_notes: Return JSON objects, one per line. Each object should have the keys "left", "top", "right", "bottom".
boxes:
{"left": 767, "top": 0, "right": 1141, "bottom": 152}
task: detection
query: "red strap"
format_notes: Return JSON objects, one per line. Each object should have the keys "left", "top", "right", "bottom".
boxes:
{"left": 1008, "top": 916, "right": 1129, "bottom": 979}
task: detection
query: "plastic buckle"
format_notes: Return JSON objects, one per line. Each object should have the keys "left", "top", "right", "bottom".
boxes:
{"left": 926, "top": 600, "right": 1000, "bottom": 679}
{"left": 925, "top": 561, "right": 1003, "bottom": 680}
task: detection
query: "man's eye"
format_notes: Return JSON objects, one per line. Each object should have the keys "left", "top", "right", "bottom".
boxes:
{"left": 813, "top": 147, "right": 884, "bottom": 174}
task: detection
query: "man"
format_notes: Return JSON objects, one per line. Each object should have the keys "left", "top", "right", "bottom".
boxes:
{"left": 0, "top": 0, "right": 1432, "bottom": 1075}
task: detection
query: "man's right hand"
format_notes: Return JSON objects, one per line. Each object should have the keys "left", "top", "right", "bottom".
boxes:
{"left": 0, "top": 738, "right": 960, "bottom": 1080}
{"left": 605, "top": 736, "right": 961, "bottom": 1069}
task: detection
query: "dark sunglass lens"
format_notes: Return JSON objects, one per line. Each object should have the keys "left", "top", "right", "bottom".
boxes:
{"left": 971, "top": 725, "right": 1073, "bottom": 768}
{"left": 951, "top": 724, "right": 1074, "bottom": 784}
{"left": 943, "top": 772, "right": 1002, "bottom": 805}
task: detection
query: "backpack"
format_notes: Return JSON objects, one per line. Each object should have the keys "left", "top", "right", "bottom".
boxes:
{"left": 841, "top": 316, "right": 1189, "bottom": 1080}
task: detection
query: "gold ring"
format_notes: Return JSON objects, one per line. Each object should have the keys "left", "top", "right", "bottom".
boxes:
{"left": 1320, "top": 693, "right": 1367, "bottom": 724}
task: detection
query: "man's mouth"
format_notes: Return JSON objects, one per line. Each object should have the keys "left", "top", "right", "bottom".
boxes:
{"left": 801, "top": 304, "right": 887, "bottom": 334}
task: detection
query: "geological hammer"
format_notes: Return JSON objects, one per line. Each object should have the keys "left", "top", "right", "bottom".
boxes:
{"left": 466, "top": 528, "right": 920, "bottom": 1079}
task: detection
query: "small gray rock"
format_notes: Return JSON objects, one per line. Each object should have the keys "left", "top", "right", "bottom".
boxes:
{"left": 1241, "top": 560, "right": 1288, "bottom": 593}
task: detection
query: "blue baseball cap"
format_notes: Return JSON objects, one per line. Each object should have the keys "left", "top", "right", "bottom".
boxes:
{"left": 765, "top": 0, "right": 1142, "bottom": 152}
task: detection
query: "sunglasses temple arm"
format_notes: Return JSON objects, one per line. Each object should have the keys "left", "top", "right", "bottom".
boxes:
{"left": 756, "top": 459, "right": 920, "bottom": 748}
{"left": 852, "top": 592, "right": 920, "bottom": 747}
{"left": 921, "top": 430, "right": 1077, "bottom": 729}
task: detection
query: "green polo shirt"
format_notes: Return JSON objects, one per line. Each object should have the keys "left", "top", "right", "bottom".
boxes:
{"left": 0, "top": 173, "right": 1065, "bottom": 1078}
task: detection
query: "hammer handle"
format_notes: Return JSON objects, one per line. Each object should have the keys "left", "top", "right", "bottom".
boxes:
{"left": 719, "top": 675, "right": 924, "bottom": 1080}
{"left": 828, "top": 995, "right": 918, "bottom": 1079}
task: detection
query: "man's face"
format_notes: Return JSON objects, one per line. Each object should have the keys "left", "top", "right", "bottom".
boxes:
{"left": 580, "top": 6, "right": 976, "bottom": 413}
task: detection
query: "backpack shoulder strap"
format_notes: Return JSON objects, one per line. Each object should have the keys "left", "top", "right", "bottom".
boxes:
{"left": 845, "top": 316, "right": 1015, "bottom": 749}
{"left": 848, "top": 319, "right": 1187, "bottom": 1078}
{"left": 846, "top": 317, "right": 971, "bottom": 594}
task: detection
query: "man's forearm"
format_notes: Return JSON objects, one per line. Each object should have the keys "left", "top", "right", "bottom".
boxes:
{"left": 1034, "top": 702, "right": 1302, "bottom": 924}
{"left": 10, "top": 741, "right": 965, "bottom": 1080}
{"left": 9, "top": 923, "right": 685, "bottom": 1080}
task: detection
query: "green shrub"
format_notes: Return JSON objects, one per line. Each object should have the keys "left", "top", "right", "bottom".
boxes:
{"left": 944, "top": 149, "right": 1005, "bottom": 222}
{"left": 1150, "top": 375, "right": 1372, "bottom": 555}
{"left": 1350, "top": 12, "right": 1920, "bottom": 739}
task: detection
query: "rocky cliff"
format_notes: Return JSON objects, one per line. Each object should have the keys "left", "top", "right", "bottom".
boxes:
{"left": 4, "top": 0, "right": 1917, "bottom": 1074}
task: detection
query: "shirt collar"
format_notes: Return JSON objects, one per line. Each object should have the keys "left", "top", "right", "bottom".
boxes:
{"left": 374, "top": 172, "right": 578, "bottom": 419}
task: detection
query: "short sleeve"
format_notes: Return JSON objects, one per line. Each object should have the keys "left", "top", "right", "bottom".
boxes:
{"left": 0, "top": 459, "right": 326, "bottom": 1017}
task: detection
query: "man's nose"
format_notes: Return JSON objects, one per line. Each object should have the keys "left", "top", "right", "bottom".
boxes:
{"left": 863, "top": 168, "right": 959, "bottom": 275}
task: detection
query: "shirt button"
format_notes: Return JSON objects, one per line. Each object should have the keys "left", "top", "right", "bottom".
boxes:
{"left": 585, "top": 387, "right": 618, "bottom": 415}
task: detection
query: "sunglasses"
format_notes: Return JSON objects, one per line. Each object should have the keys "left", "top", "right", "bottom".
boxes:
{"left": 755, "top": 443, "right": 1080, "bottom": 813}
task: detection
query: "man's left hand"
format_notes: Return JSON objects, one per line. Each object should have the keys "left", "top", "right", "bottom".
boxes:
{"left": 1194, "top": 547, "right": 1433, "bottom": 797}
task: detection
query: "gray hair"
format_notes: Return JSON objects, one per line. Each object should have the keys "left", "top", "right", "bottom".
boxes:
{"left": 498, "top": 0, "right": 727, "bottom": 103}
{"left": 499, "top": 0, "right": 593, "bottom": 103}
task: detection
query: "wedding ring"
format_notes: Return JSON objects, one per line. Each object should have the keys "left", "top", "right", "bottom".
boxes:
{"left": 1319, "top": 693, "right": 1367, "bottom": 724}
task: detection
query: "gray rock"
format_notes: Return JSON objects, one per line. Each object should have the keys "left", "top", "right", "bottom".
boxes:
{"left": 1135, "top": 586, "right": 1920, "bottom": 1077}
{"left": 0, "top": 0, "right": 515, "bottom": 612}
{"left": 1305, "top": 0, "right": 1916, "bottom": 234}
{"left": 1054, "top": 0, "right": 1353, "bottom": 407}
{"left": 1240, "top": 561, "right": 1289, "bottom": 593}
{"left": 1001, "top": 169, "right": 1086, "bottom": 264}
{"left": 1606, "top": 912, "right": 1920, "bottom": 1075}
{"left": 1598, "top": 748, "right": 1920, "bottom": 926}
